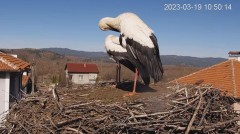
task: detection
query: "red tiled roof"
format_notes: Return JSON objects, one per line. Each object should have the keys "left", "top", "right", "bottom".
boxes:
{"left": 65, "top": 63, "right": 99, "bottom": 73}
{"left": 228, "top": 51, "right": 240, "bottom": 55}
{"left": 0, "top": 52, "right": 30, "bottom": 72}
{"left": 171, "top": 59, "right": 240, "bottom": 98}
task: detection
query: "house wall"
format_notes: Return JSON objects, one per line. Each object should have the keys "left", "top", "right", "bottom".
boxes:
{"left": 0, "top": 72, "right": 10, "bottom": 121}
{"left": 229, "top": 56, "right": 240, "bottom": 61}
{"left": 88, "top": 73, "right": 98, "bottom": 84}
{"left": 69, "top": 73, "right": 98, "bottom": 84}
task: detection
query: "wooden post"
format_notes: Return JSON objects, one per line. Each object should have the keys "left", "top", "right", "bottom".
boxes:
{"left": 118, "top": 62, "right": 121, "bottom": 83}
{"left": 31, "top": 63, "right": 35, "bottom": 94}
{"left": 116, "top": 63, "right": 119, "bottom": 83}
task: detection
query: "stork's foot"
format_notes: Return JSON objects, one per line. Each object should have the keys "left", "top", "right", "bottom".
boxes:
{"left": 123, "top": 92, "right": 136, "bottom": 97}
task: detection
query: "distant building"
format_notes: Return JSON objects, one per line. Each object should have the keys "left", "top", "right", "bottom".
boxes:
{"left": 0, "top": 51, "right": 31, "bottom": 121}
{"left": 172, "top": 51, "right": 240, "bottom": 98}
{"left": 65, "top": 63, "right": 99, "bottom": 85}
{"left": 228, "top": 51, "right": 240, "bottom": 61}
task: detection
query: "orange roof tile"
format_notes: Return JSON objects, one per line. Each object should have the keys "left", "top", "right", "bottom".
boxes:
{"left": 0, "top": 52, "right": 30, "bottom": 72}
{"left": 171, "top": 59, "right": 240, "bottom": 98}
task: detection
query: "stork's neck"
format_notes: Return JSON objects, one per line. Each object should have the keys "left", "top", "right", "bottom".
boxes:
{"left": 106, "top": 17, "right": 120, "bottom": 32}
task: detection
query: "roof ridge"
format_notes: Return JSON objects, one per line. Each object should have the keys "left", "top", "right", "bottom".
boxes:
{"left": 230, "top": 60, "right": 237, "bottom": 97}
{"left": 171, "top": 60, "right": 231, "bottom": 83}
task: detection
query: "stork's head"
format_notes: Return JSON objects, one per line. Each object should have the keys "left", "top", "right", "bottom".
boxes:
{"left": 98, "top": 17, "right": 120, "bottom": 32}
{"left": 105, "top": 35, "right": 119, "bottom": 45}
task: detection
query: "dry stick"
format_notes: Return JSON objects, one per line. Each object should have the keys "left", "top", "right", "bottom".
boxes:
{"left": 166, "top": 87, "right": 186, "bottom": 97}
{"left": 184, "top": 89, "right": 208, "bottom": 107}
{"left": 194, "top": 117, "right": 240, "bottom": 131}
{"left": 127, "top": 107, "right": 138, "bottom": 123}
{"left": 16, "top": 121, "right": 30, "bottom": 134}
{"left": 185, "top": 91, "right": 203, "bottom": 134}
{"left": 165, "top": 117, "right": 240, "bottom": 132}
{"left": 198, "top": 92, "right": 219, "bottom": 126}
{"left": 185, "top": 88, "right": 189, "bottom": 103}
{"left": 52, "top": 88, "right": 63, "bottom": 111}
{"left": 41, "top": 124, "right": 55, "bottom": 134}
{"left": 198, "top": 99, "right": 211, "bottom": 126}
{"left": 48, "top": 116, "right": 57, "bottom": 129}
{"left": 56, "top": 116, "right": 83, "bottom": 128}
{"left": 8, "top": 124, "right": 15, "bottom": 134}
{"left": 130, "top": 109, "right": 183, "bottom": 119}
{"left": 113, "top": 104, "right": 128, "bottom": 111}
{"left": 176, "top": 94, "right": 198, "bottom": 101}
{"left": 65, "top": 127, "right": 83, "bottom": 134}
{"left": 67, "top": 102, "right": 95, "bottom": 109}
{"left": 172, "top": 100, "right": 186, "bottom": 105}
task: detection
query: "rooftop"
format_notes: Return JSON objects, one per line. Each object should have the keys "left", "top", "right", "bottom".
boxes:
{"left": 65, "top": 63, "right": 99, "bottom": 73}
{"left": 228, "top": 51, "right": 240, "bottom": 55}
{"left": 171, "top": 59, "right": 240, "bottom": 98}
{"left": 0, "top": 52, "right": 30, "bottom": 72}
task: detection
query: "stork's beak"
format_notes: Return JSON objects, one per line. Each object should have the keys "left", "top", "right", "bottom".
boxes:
{"left": 109, "top": 27, "right": 120, "bottom": 32}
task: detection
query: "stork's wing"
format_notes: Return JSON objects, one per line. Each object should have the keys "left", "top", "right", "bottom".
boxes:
{"left": 119, "top": 15, "right": 164, "bottom": 82}
{"left": 107, "top": 50, "right": 150, "bottom": 85}
{"left": 107, "top": 51, "right": 135, "bottom": 72}
{"left": 124, "top": 34, "right": 163, "bottom": 82}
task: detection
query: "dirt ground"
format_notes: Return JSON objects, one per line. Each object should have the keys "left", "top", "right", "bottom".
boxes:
{"left": 39, "top": 65, "right": 201, "bottom": 113}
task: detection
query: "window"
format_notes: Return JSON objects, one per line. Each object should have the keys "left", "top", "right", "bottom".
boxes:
{"left": 0, "top": 73, "right": 5, "bottom": 78}
{"left": 79, "top": 75, "right": 83, "bottom": 81}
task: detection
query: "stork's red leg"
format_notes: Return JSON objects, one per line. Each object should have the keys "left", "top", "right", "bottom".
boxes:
{"left": 123, "top": 68, "right": 138, "bottom": 97}
{"left": 132, "top": 68, "right": 138, "bottom": 94}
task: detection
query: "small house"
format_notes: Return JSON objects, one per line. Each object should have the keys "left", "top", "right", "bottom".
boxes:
{"left": 172, "top": 51, "right": 240, "bottom": 98}
{"left": 0, "top": 51, "right": 31, "bottom": 121}
{"left": 65, "top": 63, "right": 99, "bottom": 85}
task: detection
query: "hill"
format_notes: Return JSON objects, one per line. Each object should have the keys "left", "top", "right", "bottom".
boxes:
{"left": 42, "top": 48, "right": 227, "bottom": 67}
{"left": 161, "top": 55, "right": 226, "bottom": 67}
{"left": 41, "top": 48, "right": 108, "bottom": 60}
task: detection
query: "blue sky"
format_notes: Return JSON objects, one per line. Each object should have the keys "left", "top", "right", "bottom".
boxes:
{"left": 0, "top": 0, "right": 239, "bottom": 58}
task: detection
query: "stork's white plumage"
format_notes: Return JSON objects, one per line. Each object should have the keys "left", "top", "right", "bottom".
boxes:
{"left": 105, "top": 35, "right": 127, "bottom": 53}
{"left": 99, "top": 12, "right": 164, "bottom": 85}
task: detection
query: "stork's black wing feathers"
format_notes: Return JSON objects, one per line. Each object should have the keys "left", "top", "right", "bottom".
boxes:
{"left": 125, "top": 33, "right": 163, "bottom": 83}
{"left": 150, "top": 34, "right": 164, "bottom": 74}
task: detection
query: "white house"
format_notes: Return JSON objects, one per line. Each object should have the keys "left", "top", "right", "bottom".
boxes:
{"left": 65, "top": 63, "right": 99, "bottom": 85}
{"left": 0, "top": 51, "right": 31, "bottom": 121}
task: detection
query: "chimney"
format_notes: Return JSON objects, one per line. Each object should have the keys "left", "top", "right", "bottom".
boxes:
{"left": 228, "top": 51, "right": 240, "bottom": 61}
{"left": 11, "top": 54, "right": 17, "bottom": 58}
{"left": 84, "top": 63, "right": 86, "bottom": 68}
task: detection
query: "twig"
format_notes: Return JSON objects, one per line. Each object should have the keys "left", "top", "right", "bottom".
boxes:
{"left": 65, "top": 127, "right": 83, "bottom": 134}
{"left": 16, "top": 121, "right": 30, "bottom": 134}
{"left": 185, "top": 90, "right": 203, "bottom": 134}
{"left": 56, "top": 117, "right": 83, "bottom": 128}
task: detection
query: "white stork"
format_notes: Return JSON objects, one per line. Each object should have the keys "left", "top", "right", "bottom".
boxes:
{"left": 105, "top": 35, "right": 150, "bottom": 90}
{"left": 99, "top": 12, "right": 164, "bottom": 96}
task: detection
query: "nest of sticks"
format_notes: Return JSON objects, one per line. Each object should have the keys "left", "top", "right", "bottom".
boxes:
{"left": 0, "top": 85, "right": 239, "bottom": 133}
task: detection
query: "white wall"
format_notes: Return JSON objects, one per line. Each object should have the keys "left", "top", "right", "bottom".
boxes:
{"left": 0, "top": 73, "right": 10, "bottom": 121}
{"left": 229, "top": 56, "right": 240, "bottom": 61}
{"left": 88, "top": 73, "right": 98, "bottom": 84}
{"left": 69, "top": 73, "right": 98, "bottom": 84}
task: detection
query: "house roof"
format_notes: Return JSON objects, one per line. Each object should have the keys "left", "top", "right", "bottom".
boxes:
{"left": 171, "top": 59, "right": 240, "bottom": 98}
{"left": 228, "top": 51, "right": 240, "bottom": 55}
{"left": 65, "top": 63, "right": 99, "bottom": 73}
{"left": 0, "top": 52, "right": 30, "bottom": 72}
